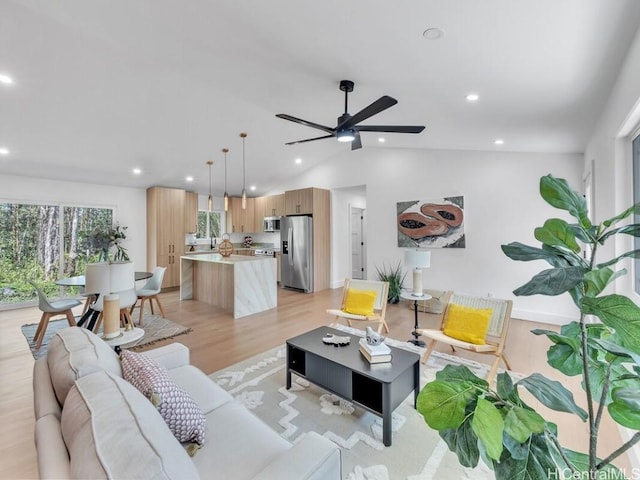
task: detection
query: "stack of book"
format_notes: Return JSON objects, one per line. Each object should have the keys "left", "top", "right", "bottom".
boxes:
{"left": 359, "top": 338, "right": 392, "bottom": 364}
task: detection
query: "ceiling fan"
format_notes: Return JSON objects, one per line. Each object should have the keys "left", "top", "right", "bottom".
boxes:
{"left": 276, "top": 80, "right": 425, "bottom": 150}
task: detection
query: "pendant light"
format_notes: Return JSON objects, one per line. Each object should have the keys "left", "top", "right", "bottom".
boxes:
{"left": 206, "top": 160, "right": 213, "bottom": 212}
{"left": 240, "top": 132, "right": 247, "bottom": 209}
{"left": 222, "top": 148, "right": 229, "bottom": 212}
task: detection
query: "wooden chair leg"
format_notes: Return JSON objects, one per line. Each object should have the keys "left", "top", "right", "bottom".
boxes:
{"left": 35, "top": 313, "right": 52, "bottom": 349}
{"left": 65, "top": 309, "right": 77, "bottom": 327}
{"left": 153, "top": 295, "right": 166, "bottom": 318}
{"left": 501, "top": 352, "right": 512, "bottom": 371}
{"left": 33, "top": 312, "right": 48, "bottom": 345}
{"left": 487, "top": 355, "right": 503, "bottom": 385}
{"left": 421, "top": 339, "right": 437, "bottom": 364}
{"left": 381, "top": 320, "right": 389, "bottom": 334}
{"left": 93, "top": 312, "right": 104, "bottom": 334}
{"left": 138, "top": 297, "right": 147, "bottom": 326}
{"left": 121, "top": 309, "right": 134, "bottom": 330}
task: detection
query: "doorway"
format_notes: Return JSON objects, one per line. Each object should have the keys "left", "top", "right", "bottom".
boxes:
{"left": 351, "top": 207, "right": 366, "bottom": 279}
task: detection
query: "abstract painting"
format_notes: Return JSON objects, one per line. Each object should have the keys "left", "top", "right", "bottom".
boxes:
{"left": 397, "top": 196, "right": 465, "bottom": 248}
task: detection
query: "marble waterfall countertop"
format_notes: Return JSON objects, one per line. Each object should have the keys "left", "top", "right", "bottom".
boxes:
{"left": 180, "top": 254, "right": 277, "bottom": 318}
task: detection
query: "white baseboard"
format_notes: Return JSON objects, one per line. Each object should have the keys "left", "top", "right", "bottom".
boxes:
{"left": 511, "top": 308, "right": 576, "bottom": 326}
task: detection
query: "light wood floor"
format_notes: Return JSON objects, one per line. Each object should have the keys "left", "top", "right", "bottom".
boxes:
{"left": 0, "top": 288, "right": 632, "bottom": 478}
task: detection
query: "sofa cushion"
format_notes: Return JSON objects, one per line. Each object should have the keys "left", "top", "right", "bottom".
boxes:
{"left": 191, "top": 401, "right": 291, "bottom": 479}
{"left": 61, "top": 371, "right": 199, "bottom": 480}
{"left": 168, "top": 365, "right": 233, "bottom": 414}
{"left": 47, "top": 326, "right": 121, "bottom": 405}
{"left": 121, "top": 350, "right": 206, "bottom": 446}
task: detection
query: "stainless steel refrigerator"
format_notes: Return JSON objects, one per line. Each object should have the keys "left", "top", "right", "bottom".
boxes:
{"left": 281, "top": 215, "right": 313, "bottom": 293}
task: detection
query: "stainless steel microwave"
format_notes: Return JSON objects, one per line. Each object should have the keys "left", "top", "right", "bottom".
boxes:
{"left": 263, "top": 216, "right": 281, "bottom": 232}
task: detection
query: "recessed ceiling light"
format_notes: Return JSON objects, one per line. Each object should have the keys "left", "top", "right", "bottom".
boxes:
{"left": 378, "top": 137, "right": 385, "bottom": 143}
{"left": 132, "top": 168, "right": 142, "bottom": 175}
{"left": 0, "top": 74, "right": 14, "bottom": 85}
{"left": 186, "top": 176, "right": 194, "bottom": 182}
{"left": 0, "top": 147, "right": 9, "bottom": 155}
{"left": 295, "top": 158, "right": 302, "bottom": 164}
{"left": 422, "top": 28, "right": 445, "bottom": 40}
{"left": 466, "top": 93, "right": 479, "bottom": 102}
{"left": 250, "top": 185, "right": 256, "bottom": 191}
{"left": 494, "top": 139, "right": 505, "bottom": 145}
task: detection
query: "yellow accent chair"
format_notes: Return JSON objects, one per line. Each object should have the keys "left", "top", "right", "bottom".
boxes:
{"left": 327, "top": 278, "right": 390, "bottom": 334}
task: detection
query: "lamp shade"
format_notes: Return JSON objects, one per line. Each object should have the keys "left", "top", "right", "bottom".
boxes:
{"left": 405, "top": 249, "right": 431, "bottom": 296}
{"left": 405, "top": 249, "right": 431, "bottom": 269}
{"left": 85, "top": 262, "right": 135, "bottom": 294}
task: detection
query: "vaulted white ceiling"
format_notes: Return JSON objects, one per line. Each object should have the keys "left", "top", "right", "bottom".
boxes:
{"left": 1, "top": 1, "right": 640, "bottom": 197}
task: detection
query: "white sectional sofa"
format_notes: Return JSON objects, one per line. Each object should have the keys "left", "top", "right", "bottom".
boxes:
{"left": 33, "top": 327, "right": 341, "bottom": 479}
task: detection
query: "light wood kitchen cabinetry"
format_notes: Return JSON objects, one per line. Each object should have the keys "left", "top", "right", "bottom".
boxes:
{"left": 253, "top": 196, "right": 266, "bottom": 232}
{"left": 226, "top": 197, "right": 255, "bottom": 233}
{"left": 184, "top": 191, "right": 198, "bottom": 233}
{"left": 147, "top": 187, "right": 186, "bottom": 288}
{"left": 264, "top": 194, "right": 285, "bottom": 217}
{"left": 285, "top": 188, "right": 315, "bottom": 215}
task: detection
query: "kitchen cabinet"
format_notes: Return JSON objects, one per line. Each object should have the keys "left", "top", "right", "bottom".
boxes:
{"left": 285, "top": 188, "right": 315, "bottom": 215}
{"left": 226, "top": 197, "right": 255, "bottom": 233}
{"left": 264, "top": 194, "right": 285, "bottom": 217}
{"left": 147, "top": 187, "right": 186, "bottom": 288}
{"left": 184, "top": 191, "right": 198, "bottom": 233}
{"left": 253, "top": 196, "right": 266, "bottom": 232}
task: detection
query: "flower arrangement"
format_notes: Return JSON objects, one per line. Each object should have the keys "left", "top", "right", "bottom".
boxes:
{"left": 87, "top": 224, "right": 129, "bottom": 262}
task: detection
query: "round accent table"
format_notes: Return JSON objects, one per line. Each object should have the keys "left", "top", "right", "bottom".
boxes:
{"left": 102, "top": 327, "right": 144, "bottom": 353}
{"left": 400, "top": 290, "right": 432, "bottom": 347}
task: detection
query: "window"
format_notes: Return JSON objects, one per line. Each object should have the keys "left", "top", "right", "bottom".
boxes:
{"left": 197, "top": 210, "right": 223, "bottom": 239}
{"left": 633, "top": 132, "right": 640, "bottom": 294}
{"left": 0, "top": 202, "right": 113, "bottom": 306}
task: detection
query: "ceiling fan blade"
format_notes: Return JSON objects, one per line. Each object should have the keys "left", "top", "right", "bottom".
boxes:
{"left": 356, "top": 125, "right": 425, "bottom": 134}
{"left": 284, "top": 134, "right": 335, "bottom": 146}
{"left": 276, "top": 114, "right": 334, "bottom": 134}
{"left": 338, "top": 95, "right": 398, "bottom": 130}
{"left": 351, "top": 132, "right": 362, "bottom": 150}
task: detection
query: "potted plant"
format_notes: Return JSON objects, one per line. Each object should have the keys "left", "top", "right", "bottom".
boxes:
{"left": 417, "top": 175, "right": 640, "bottom": 479}
{"left": 87, "top": 224, "right": 129, "bottom": 262}
{"left": 375, "top": 261, "right": 406, "bottom": 303}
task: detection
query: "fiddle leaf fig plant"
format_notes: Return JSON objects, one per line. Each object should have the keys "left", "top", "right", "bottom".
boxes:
{"left": 417, "top": 174, "right": 640, "bottom": 479}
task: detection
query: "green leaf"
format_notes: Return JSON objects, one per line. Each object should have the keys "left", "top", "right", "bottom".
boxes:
{"left": 582, "top": 295, "right": 640, "bottom": 355}
{"left": 518, "top": 373, "right": 588, "bottom": 420}
{"left": 497, "top": 372, "right": 521, "bottom": 405}
{"left": 494, "top": 432, "right": 560, "bottom": 480}
{"left": 563, "top": 449, "right": 627, "bottom": 479}
{"left": 609, "top": 384, "right": 640, "bottom": 429}
{"left": 596, "top": 249, "right": 640, "bottom": 269}
{"left": 504, "top": 407, "right": 545, "bottom": 443}
{"left": 531, "top": 326, "right": 581, "bottom": 351}
{"left": 501, "top": 242, "right": 567, "bottom": 266}
{"left": 436, "top": 364, "right": 489, "bottom": 388}
{"left": 540, "top": 175, "right": 591, "bottom": 229}
{"left": 534, "top": 218, "right": 581, "bottom": 253}
{"left": 602, "top": 204, "right": 640, "bottom": 227}
{"left": 590, "top": 337, "right": 640, "bottom": 365}
{"left": 513, "top": 266, "right": 584, "bottom": 296}
{"left": 417, "top": 381, "right": 475, "bottom": 430}
{"left": 547, "top": 343, "right": 583, "bottom": 376}
{"left": 440, "top": 419, "right": 480, "bottom": 468}
{"left": 471, "top": 398, "right": 504, "bottom": 461}
{"left": 584, "top": 268, "right": 626, "bottom": 298}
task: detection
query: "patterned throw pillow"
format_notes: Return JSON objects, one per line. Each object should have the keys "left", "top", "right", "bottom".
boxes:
{"left": 120, "top": 350, "right": 206, "bottom": 450}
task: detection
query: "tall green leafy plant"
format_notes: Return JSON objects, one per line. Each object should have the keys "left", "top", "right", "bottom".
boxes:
{"left": 417, "top": 174, "right": 640, "bottom": 479}
{"left": 375, "top": 261, "right": 406, "bottom": 303}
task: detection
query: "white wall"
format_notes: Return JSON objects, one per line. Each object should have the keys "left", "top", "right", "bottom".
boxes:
{"left": 276, "top": 147, "right": 583, "bottom": 325}
{"left": 585, "top": 26, "right": 640, "bottom": 303}
{"left": 0, "top": 174, "right": 147, "bottom": 271}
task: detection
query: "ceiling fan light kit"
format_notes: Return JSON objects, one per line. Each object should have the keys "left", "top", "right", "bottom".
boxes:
{"left": 276, "top": 79, "right": 425, "bottom": 150}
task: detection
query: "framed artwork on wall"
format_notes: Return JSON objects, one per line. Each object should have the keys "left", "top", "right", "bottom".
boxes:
{"left": 397, "top": 196, "right": 465, "bottom": 248}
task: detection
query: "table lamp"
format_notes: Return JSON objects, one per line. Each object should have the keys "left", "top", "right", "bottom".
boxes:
{"left": 85, "top": 262, "right": 135, "bottom": 338}
{"left": 404, "top": 249, "right": 431, "bottom": 296}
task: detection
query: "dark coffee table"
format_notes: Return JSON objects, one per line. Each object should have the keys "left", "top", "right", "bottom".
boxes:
{"left": 286, "top": 326, "right": 420, "bottom": 446}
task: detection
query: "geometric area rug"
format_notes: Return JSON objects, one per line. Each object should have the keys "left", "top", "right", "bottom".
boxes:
{"left": 21, "top": 314, "right": 192, "bottom": 360}
{"left": 209, "top": 324, "right": 498, "bottom": 480}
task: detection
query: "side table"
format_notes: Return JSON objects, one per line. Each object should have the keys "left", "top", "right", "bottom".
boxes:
{"left": 102, "top": 327, "right": 144, "bottom": 353}
{"left": 400, "top": 291, "right": 432, "bottom": 347}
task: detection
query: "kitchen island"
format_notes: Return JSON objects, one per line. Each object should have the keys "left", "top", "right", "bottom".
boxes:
{"left": 180, "top": 254, "right": 277, "bottom": 319}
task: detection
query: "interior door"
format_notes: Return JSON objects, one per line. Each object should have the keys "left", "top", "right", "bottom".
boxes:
{"left": 351, "top": 207, "right": 365, "bottom": 279}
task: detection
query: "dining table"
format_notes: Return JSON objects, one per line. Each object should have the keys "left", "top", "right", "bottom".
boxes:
{"left": 56, "top": 271, "right": 152, "bottom": 330}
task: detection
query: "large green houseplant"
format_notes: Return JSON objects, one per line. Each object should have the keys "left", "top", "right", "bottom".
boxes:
{"left": 417, "top": 175, "right": 640, "bottom": 479}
